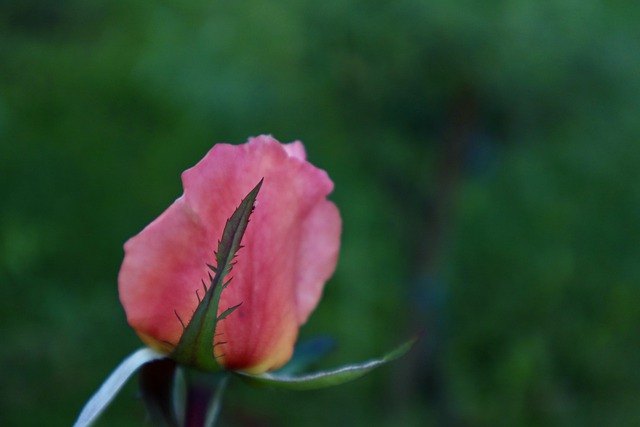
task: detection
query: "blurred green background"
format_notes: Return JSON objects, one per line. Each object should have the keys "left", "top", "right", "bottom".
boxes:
{"left": 2, "top": 0, "right": 640, "bottom": 426}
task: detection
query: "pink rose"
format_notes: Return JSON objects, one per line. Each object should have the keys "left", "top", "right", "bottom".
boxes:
{"left": 118, "top": 135, "right": 341, "bottom": 373}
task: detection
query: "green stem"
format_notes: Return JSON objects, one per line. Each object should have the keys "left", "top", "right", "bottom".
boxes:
{"left": 183, "top": 371, "right": 229, "bottom": 427}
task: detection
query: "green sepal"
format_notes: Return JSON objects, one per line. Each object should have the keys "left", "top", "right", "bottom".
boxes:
{"left": 236, "top": 338, "right": 416, "bottom": 391}
{"left": 171, "top": 179, "right": 263, "bottom": 372}
{"left": 74, "top": 348, "right": 167, "bottom": 427}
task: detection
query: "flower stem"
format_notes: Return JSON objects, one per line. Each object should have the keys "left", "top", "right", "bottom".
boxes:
{"left": 184, "top": 372, "right": 229, "bottom": 427}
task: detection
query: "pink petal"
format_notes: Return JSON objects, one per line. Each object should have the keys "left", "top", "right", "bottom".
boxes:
{"left": 118, "top": 197, "right": 213, "bottom": 350}
{"left": 283, "top": 140, "right": 307, "bottom": 160}
{"left": 294, "top": 200, "right": 341, "bottom": 323}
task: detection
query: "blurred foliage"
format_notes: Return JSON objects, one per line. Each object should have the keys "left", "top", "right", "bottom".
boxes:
{"left": 2, "top": 0, "right": 640, "bottom": 426}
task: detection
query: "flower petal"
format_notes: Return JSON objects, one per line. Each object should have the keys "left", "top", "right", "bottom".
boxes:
{"left": 119, "top": 198, "right": 212, "bottom": 351}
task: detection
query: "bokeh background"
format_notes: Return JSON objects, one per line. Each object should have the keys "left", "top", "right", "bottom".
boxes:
{"left": 2, "top": 0, "right": 640, "bottom": 426}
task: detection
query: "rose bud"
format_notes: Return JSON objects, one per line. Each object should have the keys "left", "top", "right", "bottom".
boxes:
{"left": 118, "top": 135, "right": 341, "bottom": 374}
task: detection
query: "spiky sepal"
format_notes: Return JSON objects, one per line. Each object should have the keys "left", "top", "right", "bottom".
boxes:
{"left": 236, "top": 338, "right": 416, "bottom": 390}
{"left": 171, "top": 179, "right": 263, "bottom": 372}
